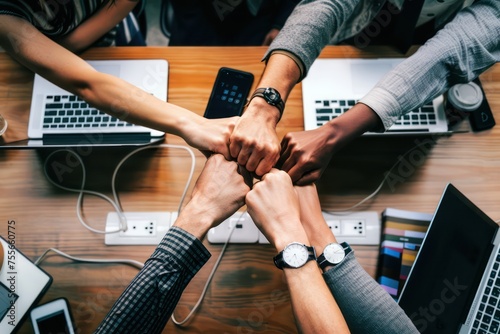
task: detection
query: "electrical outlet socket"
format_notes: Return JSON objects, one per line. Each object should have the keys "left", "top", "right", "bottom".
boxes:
{"left": 210, "top": 211, "right": 381, "bottom": 245}
{"left": 104, "top": 211, "right": 177, "bottom": 245}
{"left": 323, "top": 211, "right": 380, "bottom": 245}
{"left": 207, "top": 212, "right": 259, "bottom": 243}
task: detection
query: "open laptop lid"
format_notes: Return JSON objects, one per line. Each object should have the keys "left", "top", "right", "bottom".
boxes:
{"left": 0, "top": 59, "right": 167, "bottom": 149}
{"left": 398, "top": 183, "right": 498, "bottom": 333}
{"left": 302, "top": 58, "right": 450, "bottom": 134}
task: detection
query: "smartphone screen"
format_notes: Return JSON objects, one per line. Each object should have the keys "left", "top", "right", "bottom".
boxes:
{"left": 31, "top": 298, "right": 74, "bottom": 334}
{"left": 204, "top": 67, "right": 254, "bottom": 119}
{"left": 37, "top": 310, "right": 71, "bottom": 334}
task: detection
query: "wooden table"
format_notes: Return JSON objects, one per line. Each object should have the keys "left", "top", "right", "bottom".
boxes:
{"left": 1, "top": 46, "right": 499, "bottom": 333}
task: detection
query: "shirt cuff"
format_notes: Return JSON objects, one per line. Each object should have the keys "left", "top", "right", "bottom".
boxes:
{"left": 262, "top": 49, "right": 305, "bottom": 82}
{"left": 359, "top": 87, "right": 403, "bottom": 131}
{"left": 322, "top": 249, "right": 357, "bottom": 281}
{"left": 153, "top": 226, "right": 211, "bottom": 275}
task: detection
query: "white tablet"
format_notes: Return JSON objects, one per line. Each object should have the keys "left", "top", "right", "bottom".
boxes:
{"left": 0, "top": 236, "right": 52, "bottom": 333}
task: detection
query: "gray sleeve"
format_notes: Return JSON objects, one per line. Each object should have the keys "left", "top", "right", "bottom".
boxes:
{"left": 360, "top": 0, "right": 500, "bottom": 130}
{"left": 323, "top": 254, "right": 419, "bottom": 334}
{"left": 264, "top": 0, "right": 362, "bottom": 76}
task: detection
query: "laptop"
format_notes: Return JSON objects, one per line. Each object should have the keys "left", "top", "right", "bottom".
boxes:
{"left": 302, "top": 58, "right": 449, "bottom": 134}
{"left": 398, "top": 183, "right": 500, "bottom": 333}
{"left": 21, "top": 59, "right": 168, "bottom": 147}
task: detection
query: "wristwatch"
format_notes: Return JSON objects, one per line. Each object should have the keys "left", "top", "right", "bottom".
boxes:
{"left": 274, "top": 242, "right": 316, "bottom": 269}
{"left": 250, "top": 87, "right": 285, "bottom": 120}
{"left": 316, "top": 242, "right": 352, "bottom": 270}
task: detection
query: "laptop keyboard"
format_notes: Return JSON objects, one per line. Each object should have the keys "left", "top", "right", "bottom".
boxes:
{"left": 472, "top": 251, "right": 500, "bottom": 334}
{"left": 42, "top": 95, "right": 135, "bottom": 129}
{"left": 314, "top": 99, "right": 438, "bottom": 130}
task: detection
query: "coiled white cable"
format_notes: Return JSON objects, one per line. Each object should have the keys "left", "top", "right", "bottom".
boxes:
{"left": 43, "top": 144, "right": 196, "bottom": 234}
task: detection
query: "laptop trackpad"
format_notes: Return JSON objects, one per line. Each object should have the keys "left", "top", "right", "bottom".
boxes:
{"left": 350, "top": 63, "right": 392, "bottom": 95}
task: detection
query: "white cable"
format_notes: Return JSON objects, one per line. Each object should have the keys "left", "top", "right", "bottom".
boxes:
{"left": 43, "top": 144, "right": 196, "bottom": 234}
{"left": 327, "top": 139, "right": 438, "bottom": 213}
{"left": 171, "top": 211, "right": 244, "bottom": 326}
{"left": 34, "top": 247, "right": 144, "bottom": 270}
{"left": 43, "top": 149, "right": 127, "bottom": 234}
{"left": 111, "top": 144, "right": 196, "bottom": 214}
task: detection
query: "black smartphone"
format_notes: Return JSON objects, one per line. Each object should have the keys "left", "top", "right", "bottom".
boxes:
{"left": 203, "top": 67, "right": 254, "bottom": 119}
{"left": 469, "top": 79, "right": 496, "bottom": 131}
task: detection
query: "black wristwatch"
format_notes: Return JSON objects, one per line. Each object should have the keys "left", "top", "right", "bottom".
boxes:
{"left": 250, "top": 87, "right": 285, "bottom": 120}
{"left": 316, "top": 242, "right": 352, "bottom": 270}
{"left": 274, "top": 242, "right": 316, "bottom": 269}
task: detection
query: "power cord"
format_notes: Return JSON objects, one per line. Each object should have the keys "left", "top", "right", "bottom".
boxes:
{"left": 43, "top": 144, "right": 196, "bottom": 234}
{"left": 42, "top": 143, "right": 239, "bottom": 327}
{"left": 326, "top": 138, "right": 441, "bottom": 213}
{"left": 170, "top": 211, "right": 244, "bottom": 326}
{"left": 35, "top": 247, "right": 144, "bottom": 270}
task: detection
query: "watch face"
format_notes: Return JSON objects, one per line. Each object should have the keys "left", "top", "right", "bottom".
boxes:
{"left": 283, "top": 242, "right": 309, "bottom": 268}
{"left": 263, "top": 88, "right": 280, "bottom": 104}
{"left": 324, "top": 243, "right": 345, "bottom": 265}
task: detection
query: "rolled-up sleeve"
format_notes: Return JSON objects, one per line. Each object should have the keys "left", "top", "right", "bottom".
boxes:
{"left": 264, "top": 0, "right": 362, "bottom": 80}
{"left": 360, "top": 0, "right": 500, "bottom": 130}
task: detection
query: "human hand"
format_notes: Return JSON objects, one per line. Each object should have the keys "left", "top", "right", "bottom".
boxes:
{"left": 262, "top": 28, "right": 280, "bottom": 46}
{"left": 278, "top": 124, "right": 336, "bottom": 185}
{"left": 183, "top": 117, "right": 239, "bottom": 160}
{"left": 229, "top": 99, "right": 281, "bottom": 176}
{"left": 174, "top": 154, "right": 251, "bottom": 239}
{"left": 246, "top": 169, "right": 308, "bottom": 250}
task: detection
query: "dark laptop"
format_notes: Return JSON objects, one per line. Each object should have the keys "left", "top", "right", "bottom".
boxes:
{"left": 398, "top": 184, "right": 499, "bottom": 333}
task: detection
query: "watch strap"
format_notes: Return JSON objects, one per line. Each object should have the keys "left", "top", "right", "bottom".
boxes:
{"left": 250, "top": 87, "right": 285, "bottom": 120}
{"left": 317, "top": 242, "right": 352, "bottom": 270}
{"left": 273, "top": 245, "right": 316, "bottom": 270}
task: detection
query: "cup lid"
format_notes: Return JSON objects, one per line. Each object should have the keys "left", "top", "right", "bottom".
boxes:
{"left": 447, "top": 82, "right": 483, "bottom": 112}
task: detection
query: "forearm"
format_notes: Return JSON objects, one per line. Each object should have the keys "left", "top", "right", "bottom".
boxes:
{"left": 0, "top": 16, "right": 205, "bottom": 142}
{"left": 299, "top": 188, "right": 418, "bottom": 333}
{"left": 94, "top": 227, "right": 211, "bottom": 334}
{"left": 320, "top": 102, "right": 383, "bottom": 154}
{"left": 79, "top": 72, "right": 203, "bottom": 139}
{"left": 245, "top": 53, "right": 301, "bottom": 125}
{"left": 284, "top": 262, "right": 350, "bottom": 333}
{"left": 265, "top": 0, "right": 361, "bottom": 78}
{"left": 360, "top": 0, "right": 500, "bottom": 130}
{"left": 324, "top": 255, "right": 418, "bottom": 334}
{"left": 272, "top": 224, "right": 349, "bottom": 333}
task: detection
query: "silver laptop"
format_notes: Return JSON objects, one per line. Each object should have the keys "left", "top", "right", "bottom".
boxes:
{"left": 302, "top": 58, "right": 449, "bottom": 134}
{"left": 398, "top": 183, "right": 500, "bottom": 333}
{"left": 26, "top": 59, "right": 168, "bottom": 147}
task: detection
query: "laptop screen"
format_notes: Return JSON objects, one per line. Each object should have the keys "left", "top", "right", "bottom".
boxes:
{"left": 398, "top": 184, "right": 498, "bottom": 333}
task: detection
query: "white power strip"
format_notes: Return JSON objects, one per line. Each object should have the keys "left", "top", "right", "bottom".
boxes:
{"left": 206, "top": 212, "right": 260, "bottom": 243}
{"left": 209, "top": 211, "right": 381, "bottom": 245}
{"left": 105, "top": 211, "right": 177, "bottom": 245}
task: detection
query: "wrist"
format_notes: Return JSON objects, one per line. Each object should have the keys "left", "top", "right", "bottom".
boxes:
{"left": 244, "top": 98, "right": 281, "bottom": 126}
{"left": 325, "top": 103, "right": 383, "bottom": 149}
{"left": 173, "top": 201, "right": 214, "bottom": 240}
{"left": 175, "top": 110, "right": 204, "bottom": 142}
{"left": 271, "top": 221, "right": 310, "bottom": 251}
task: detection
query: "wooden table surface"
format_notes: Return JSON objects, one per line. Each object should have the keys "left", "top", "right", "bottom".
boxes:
{"left": 1, "top": 46, "right": 499, "bottom": 333}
